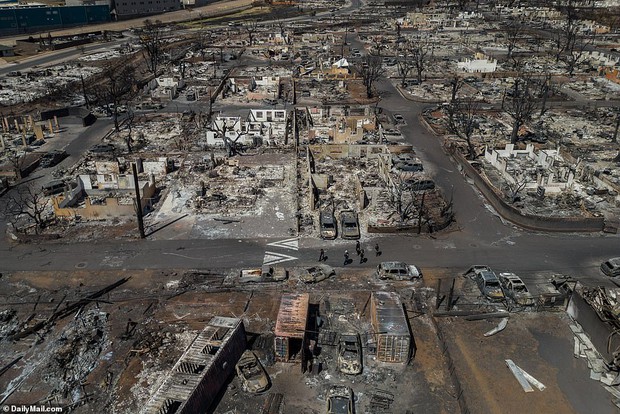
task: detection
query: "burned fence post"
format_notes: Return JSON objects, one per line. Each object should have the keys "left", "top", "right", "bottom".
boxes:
{"left": 447, "top": 278, "right": 456, "bottom": 312}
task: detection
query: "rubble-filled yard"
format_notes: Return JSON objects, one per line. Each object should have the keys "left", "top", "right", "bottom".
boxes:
{"left": 147, "top": 151, "right": 297, "bottom": 240}
{"left": 0, "top": 64, "right": 102, "bottom": 106}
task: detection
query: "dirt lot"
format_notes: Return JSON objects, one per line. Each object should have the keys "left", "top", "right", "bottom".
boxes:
{"left": 436, "top": 312, "right": 617, "bottom": 414}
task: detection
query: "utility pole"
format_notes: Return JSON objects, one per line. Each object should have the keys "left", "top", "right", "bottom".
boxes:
{"left": 132, "top": 163, "right": 145, "bottom": 239}
{"left": 80, "top": 72, "right": 90, "bottom": 109}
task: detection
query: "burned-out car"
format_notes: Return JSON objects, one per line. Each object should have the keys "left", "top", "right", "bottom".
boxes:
{"left": 239, "top": 265, "right": 288, "bottom": 283}
{"left": 320, "top": 210, "right": 337, "bottom": 239}
{"left": 466, "top": 266, "right": 505, "bottom": 301}
{"left": 338, "top": 333, "right": 362, "bottom": 375}
{"left": 235, "top": 350, "right": 270, "bottom": 393}
{"left": 498, "top": 272, "right": 534, "bottom": 306}
{"left": 376, "top": 261, "right": 422, "bottom": 280}
{"left": 601, "top": 257, "right": 620, "bottom": 277}
{"left": 326, "top": 385, "right": 354, "bottom": 414}
{"left": 299, "top": 265, "right": 335, "bottom": 283}
{"left": 340, "top": 211, "right": 360, "bottom": 240}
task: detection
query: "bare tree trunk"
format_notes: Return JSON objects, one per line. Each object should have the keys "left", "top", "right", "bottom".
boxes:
{"left": 510, "top": 120, "right": 520, "bottom": 144}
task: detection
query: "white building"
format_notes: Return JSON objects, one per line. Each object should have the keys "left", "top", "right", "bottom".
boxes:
{"left": 457, "top": 53, "right": 497, "bottom": 73}
{"left": 205, "top": 109, "right": 288, "bottom": 148}
{"left": 484, "top": 143, "right": 576, "bottom": 194}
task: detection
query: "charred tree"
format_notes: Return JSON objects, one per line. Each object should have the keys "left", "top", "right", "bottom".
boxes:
{"left": 139, "top": 19, "right": 164, "bottom": 76}
{"left": 410, "top": 37, "right": 432, "bottom": 84}
{"left": 92, "top": 64, "right": 135, "bottom": 132}
{"left": 357, "top": 56, "right": 385, "bottom": 99}
{"left": 505, "top": 18, "right": 525, "bottom": 67}
{"left": 245, "top": 20, "right": 259, "bottom": 46}
{"left": 502, "top": 74, "right": 539, "bottom": 144}
{"left": 2, "top": 183, "right": 51, "bottom": 232}
{"left": 445, "top": 98, "right": 480, "bottom": 160}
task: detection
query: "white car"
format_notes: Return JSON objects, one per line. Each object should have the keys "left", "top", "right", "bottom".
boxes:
{"left": 376, "top": 261, "right": 422, "bottom": 280}
{"left": 337, "top": 333, "right": 362, "bottom": 375}
{"left": 498, "top": 272, "right": 534, "bottom": 306}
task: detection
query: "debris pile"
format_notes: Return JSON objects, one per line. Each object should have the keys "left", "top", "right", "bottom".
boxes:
{"left": 44, "top": 309, "right": 109, "bottom": 403}
{"left": 0, "top": 309, "right": 19, "bottom": 339}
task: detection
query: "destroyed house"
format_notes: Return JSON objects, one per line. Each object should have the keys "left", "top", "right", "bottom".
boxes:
{"left": 52, "top": 161, "right": 157, "bottom": 219}
{"left": 371, "top": 292, "right": 413, "bottom": 363}
{"left": 274, "top": 293, "right": 309, "bottom": 362}
{"left": 142, "top": 317, "right": 246, "bottom": 414}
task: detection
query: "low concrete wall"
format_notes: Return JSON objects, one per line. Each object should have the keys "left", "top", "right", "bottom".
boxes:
{"left": 451, "top": 147, "right": 605, "bottom": 232}
{"left": 567, "top": 290, "right": 619, "bottom": 360}
{"left": 308, "top": 144, "right": 412, "bottom": 160}
{"left": 367, "top": 215, "right": 452, "bottom": 234}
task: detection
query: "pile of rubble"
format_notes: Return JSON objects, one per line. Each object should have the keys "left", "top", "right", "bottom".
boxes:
{"left": 44, "top": 309, "right": 109, "bottom": 403}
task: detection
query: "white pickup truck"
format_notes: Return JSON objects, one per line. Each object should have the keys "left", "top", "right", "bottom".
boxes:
{"left": 240, "top": 265, "right": 288, "bottom": 283}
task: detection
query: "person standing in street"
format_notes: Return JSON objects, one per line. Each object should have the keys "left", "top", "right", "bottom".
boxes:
{"left": 344, "top": 250, "right": 349, "bottom": 266}
{"left": 319, "top": 248, "right": 325, "bottom": 262}
{"left": 355, "top": 241, "right": 361, "bottom": 255}
{"left": 374, "top": 242, "right": 380, "bottom": 256}
{"left": 360, "top": 248, "right": 365, "bottom": 264}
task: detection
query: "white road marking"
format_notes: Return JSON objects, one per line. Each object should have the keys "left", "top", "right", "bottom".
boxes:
{"left": 162, "top": 252, "right": 202, "bottom": 260}
{"left": 267, "top": 237, "right": 299, "bottom": 251}
{"left": 263, "top": 251, "right": 298, "bottom": 265}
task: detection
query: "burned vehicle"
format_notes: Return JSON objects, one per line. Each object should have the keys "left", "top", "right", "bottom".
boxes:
{"left": 299, "top": 265, "right": 335, "bottom": 283}
{"left": 340, "top": 211, "right": 360, "bottom": 240}
{"left": 498, "top": 272, "right": 534, "bottom": 306}
{"left": 601, "top": 257, "right": 620, "bottom": 277}
{"left": 376, "top": 261, "right": 422, "bottom": 280}
{"left": 326, "top": 385, "right": 354, "bottom": 414}
{"left": 465, "top": 265, "right": 505, "bottom": 301}
{"left": 320, "top": 210, "right": 337, "bottom": 239}
{"left": 337, "top": 333, "right": 362, "bottom": 375}
{"left": 239, "top": 265, "right": 288, "bottom": 283}
{"left": 235, "top": 350, "right": 270, "bottom": 393}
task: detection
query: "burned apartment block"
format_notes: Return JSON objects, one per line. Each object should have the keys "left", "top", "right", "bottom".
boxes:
{"left": 142, "top": 317, "right": 246, "bottom": 414}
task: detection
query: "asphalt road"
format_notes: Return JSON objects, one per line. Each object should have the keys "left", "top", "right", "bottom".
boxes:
{"left": 0, "top": 39, "right": 130, "bottom": 76}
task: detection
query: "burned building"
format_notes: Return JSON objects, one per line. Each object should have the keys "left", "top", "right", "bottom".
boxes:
{"left": 370, "top": 291, "right": 413, "bottom": 364}
{"left": 142, "top": 317, "right": 246, "bottom": 414}
{"left": 274, "top": 293, "right": 309, "bottom": 362}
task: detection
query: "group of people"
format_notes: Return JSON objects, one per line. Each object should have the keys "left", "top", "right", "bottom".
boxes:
{"left": 318, "top": 240, "right": 380, "bottom": 265}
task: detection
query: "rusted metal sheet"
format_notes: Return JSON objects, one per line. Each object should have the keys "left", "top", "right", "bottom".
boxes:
{"left": 274, "top": 293, "right": 309, "bottom": 338}
{"left": 370, "top": 292, "right": 412, "bottom": 363}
